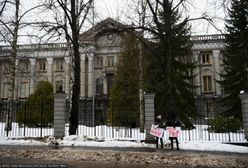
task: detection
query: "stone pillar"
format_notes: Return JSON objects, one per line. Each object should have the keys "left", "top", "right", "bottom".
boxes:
{"left": 239, "top": 92, "right": 248, "bottom": 139}
{"left": 193, "top": 51, "right": 201, "bottom": 95}
{"left": 80, "top": 54, "right": 86, "bottom": 97}
{"left": 213, "top": 50, "right": 221, "bottom": 95}
{"left": 47, "top": 58, "right": 53, "bottom": 83}
{"left": 29, "top": 58, "right": 36, "bottom": 94}
{"left": 54, "top": 88, "right": 66, "bottom": 139}
{"left": 88, "top": 53, "right": 94, "bottom": 97}
{"left": 64, "top": 57, "right": 70, "bottom": 95}
{"left": 144, "top": 93, "right": 156, "bottom": 143}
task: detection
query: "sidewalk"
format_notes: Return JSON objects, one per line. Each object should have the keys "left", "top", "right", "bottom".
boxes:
{"left": 0, "top": 144, "right": 248, "bottom": 168}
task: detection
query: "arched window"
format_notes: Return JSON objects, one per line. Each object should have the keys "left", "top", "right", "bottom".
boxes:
{"left": 96, "top": 78, "right": 103, "bottom": 95}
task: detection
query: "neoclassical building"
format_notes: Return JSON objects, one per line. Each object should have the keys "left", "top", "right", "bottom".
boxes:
{"left": 191, "top": 34, "right": 225, "bottom": 96}
{"left": 0, "top": 19, "right": 225, "bottom": 117}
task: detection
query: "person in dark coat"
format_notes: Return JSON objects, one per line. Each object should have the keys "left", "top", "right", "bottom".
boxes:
{"left": 166, "top": 115, "right": 181, "bottom": 150}
{"left": 155, "top": 115, "right": 165, "bottom": 149}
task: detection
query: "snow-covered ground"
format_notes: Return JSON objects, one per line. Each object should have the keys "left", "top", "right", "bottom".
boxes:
{"left": 0, "top": 135, "right": 247, "bottom": 154}
{"left": 0, "top": 122, "right": 247, "bottom": 154}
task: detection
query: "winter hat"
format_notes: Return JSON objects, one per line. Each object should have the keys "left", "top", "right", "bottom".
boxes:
{"left": 157, "top": 115, "right": 162, "bottom": 119}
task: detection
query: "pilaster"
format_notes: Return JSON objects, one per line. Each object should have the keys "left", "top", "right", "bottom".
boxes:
{"left": 193, "top": 51, "right": 201, "bottom": 95}
{"left": 64, "top": 57, "right": 70, "bottom": 95}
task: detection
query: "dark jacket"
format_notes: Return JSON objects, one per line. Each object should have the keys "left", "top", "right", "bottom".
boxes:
{"left": 166, "top": 118, "right": 181, "bottom": 128}
{"left": 155, "top": 118, "right": 166, "bottom": 128}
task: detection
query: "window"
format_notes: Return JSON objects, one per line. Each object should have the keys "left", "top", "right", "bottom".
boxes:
{"left": 20, "top": 82, "right": 29, "bottom": 98}
{"left": 96, "top": 78, "right": 103, "bottom": 95}
{"left": 55, "top": 80, "right": 64, "bottom": 92}
{"left": 55, "top": 59, "right": 64, "bottom": 71}
{"left": 38, "top": 60, "right": 46, "bottom": 71}
{"left": 19, "top": 61, "right": 29, "bottom": 72}
{"left": 107, "top": 56, "right": 115, "bottom": 67}
{"left": 203, "top": 75, "right": 212, "bottom": 92}
{"left": 2, "top": 82, "right": 9, "bottom": 98}
{"left": 201, "top": 52, "right": 211, "bottom": 64}
{"left": 95, "top": 56, "right": 103, "bottom": 67}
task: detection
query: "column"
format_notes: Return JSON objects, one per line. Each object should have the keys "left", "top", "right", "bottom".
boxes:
{"left": 103, "top": 76, "right": 108, "bottom": 95}
{"left": 80, "top": 54, "right": 86, "bottom": 97}
{"left": 29, "top": 58, "right": 36, "bottom": 95}
{"left": 47, "top": 58, "right": 53, "bottom": 83}
{"left": 64, "top": 57, "right": 70, "bottom": 95}
{"left": 213, "top": 50, "right": 221, "bottom": 95}
{"left": 144, "top": 93, "right": 156, "bottom": 143}
{"left": 88, "top": 53, "right": 94, "bottom": 97}
{"left": 193, "top": 51, "right": 201, "bottom": 95}
{"left": 14, "top": 59, "right": 19, "bottom": 100}
{"left": 239, "top": 92, "right": 248, "bottom": 139}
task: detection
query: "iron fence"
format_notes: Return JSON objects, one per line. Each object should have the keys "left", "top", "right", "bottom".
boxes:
{"left": 66, "top": 97, "right": 142, "bottom": 139}
{"left": 0, "top": 99, "right": 54, "bottom": 138}
{"left": 0, "top": 98, "right": 246, "bottom": 142}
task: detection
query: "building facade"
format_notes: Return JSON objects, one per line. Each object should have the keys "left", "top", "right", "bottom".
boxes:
{"left": 0, "top": 19, "right": 226, "bottom": 120}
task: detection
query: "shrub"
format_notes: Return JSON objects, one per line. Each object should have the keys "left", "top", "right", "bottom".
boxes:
{"left": 208, "top": 115, "right": 242, "bottom": 133}
{"left": 16, "top": 81, "right": 54, "bottom": 127}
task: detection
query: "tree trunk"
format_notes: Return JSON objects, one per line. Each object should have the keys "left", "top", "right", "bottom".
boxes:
{"left": 163, "top": 0, "right": 176, "bottom": 118}
{"left": 139, "top": 0, "right": 146, "bottom": 133}
{"left": 10, "top": 0, "right": 20, "bottom": 101}
{"left": 5, "top": 0, "right": 20, "bottom": 132}
{"left": 69, "top": 0, "right": 80, "bottom": 135}
{"left": 139, "top": 43, "right": 144, "bottom": 132}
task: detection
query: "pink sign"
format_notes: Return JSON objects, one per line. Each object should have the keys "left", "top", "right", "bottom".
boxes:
{"left": 150, "top": 124, "right": 164, "bottom": 138}
{"left": 166, "top": 127, "right": 181, "bottom": 138}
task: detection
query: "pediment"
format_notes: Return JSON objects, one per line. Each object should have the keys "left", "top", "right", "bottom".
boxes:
{"left": 80, "top": 18, "right": 126, "bottom": 44}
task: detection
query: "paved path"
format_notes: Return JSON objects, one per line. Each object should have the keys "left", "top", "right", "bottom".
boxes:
{"left": 0, "top": 145, "right": 247, "bottom": 168}
{"left": 0, "top": 158, "right": 193, "bottom": 168}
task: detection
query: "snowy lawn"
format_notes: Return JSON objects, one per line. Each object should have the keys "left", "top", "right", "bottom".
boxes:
{"left": 0, "top": 122, "right": 247, "bottom": 153}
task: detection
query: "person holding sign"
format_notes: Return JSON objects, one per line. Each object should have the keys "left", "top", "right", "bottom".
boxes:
{"left": 154, "top": 115, "right": 166, "bottom": 149}
{"left": 166, "top": 114, "right": 181, "bottom": 150}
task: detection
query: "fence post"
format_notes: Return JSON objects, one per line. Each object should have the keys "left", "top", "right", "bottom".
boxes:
{"left": 144, "top": 93, "right": 155, "bottom": 143}
{"left": 239, "top": 92, "right": 248, "bottom": 140}
{"left": 54, "top": 87, "right": 66, "bottom": 139}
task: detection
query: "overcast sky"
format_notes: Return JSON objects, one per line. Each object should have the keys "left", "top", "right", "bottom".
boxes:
{"left": 1, "top": 0, "right": 229, "bottom": 44}
{"left": 94, "top": 0, "right": 228, "bottom": 35}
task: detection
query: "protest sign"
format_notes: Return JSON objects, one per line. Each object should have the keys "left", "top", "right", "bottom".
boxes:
{"left": 150, "top": 124, "right": 164, "bottom": 138}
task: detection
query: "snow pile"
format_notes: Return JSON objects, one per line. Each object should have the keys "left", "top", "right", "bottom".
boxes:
{"left": 179, "top": 141, "right": 248, "bottom": 153}
{"left": 60, "top": 135, "right": 150, "bottom": 148}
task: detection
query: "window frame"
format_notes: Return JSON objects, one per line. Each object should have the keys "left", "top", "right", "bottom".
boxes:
{"left": 203, "top": 75, "right": 212, "bottom": 92}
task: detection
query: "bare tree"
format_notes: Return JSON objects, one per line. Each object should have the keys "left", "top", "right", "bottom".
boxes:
{"left": 40, "top": 0, "right": 93, "bottom": 135}
{"left": 137, "top": 0, "right": 147, "bottom": 132}
{"left": 0, "top": 0, "right": 8, "bottom": 16}
{"left": 0, "top": 0, "right": 43, "bottom": 133}
{"left": 0, "top": 0, "right": 44, "bottom": 100}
